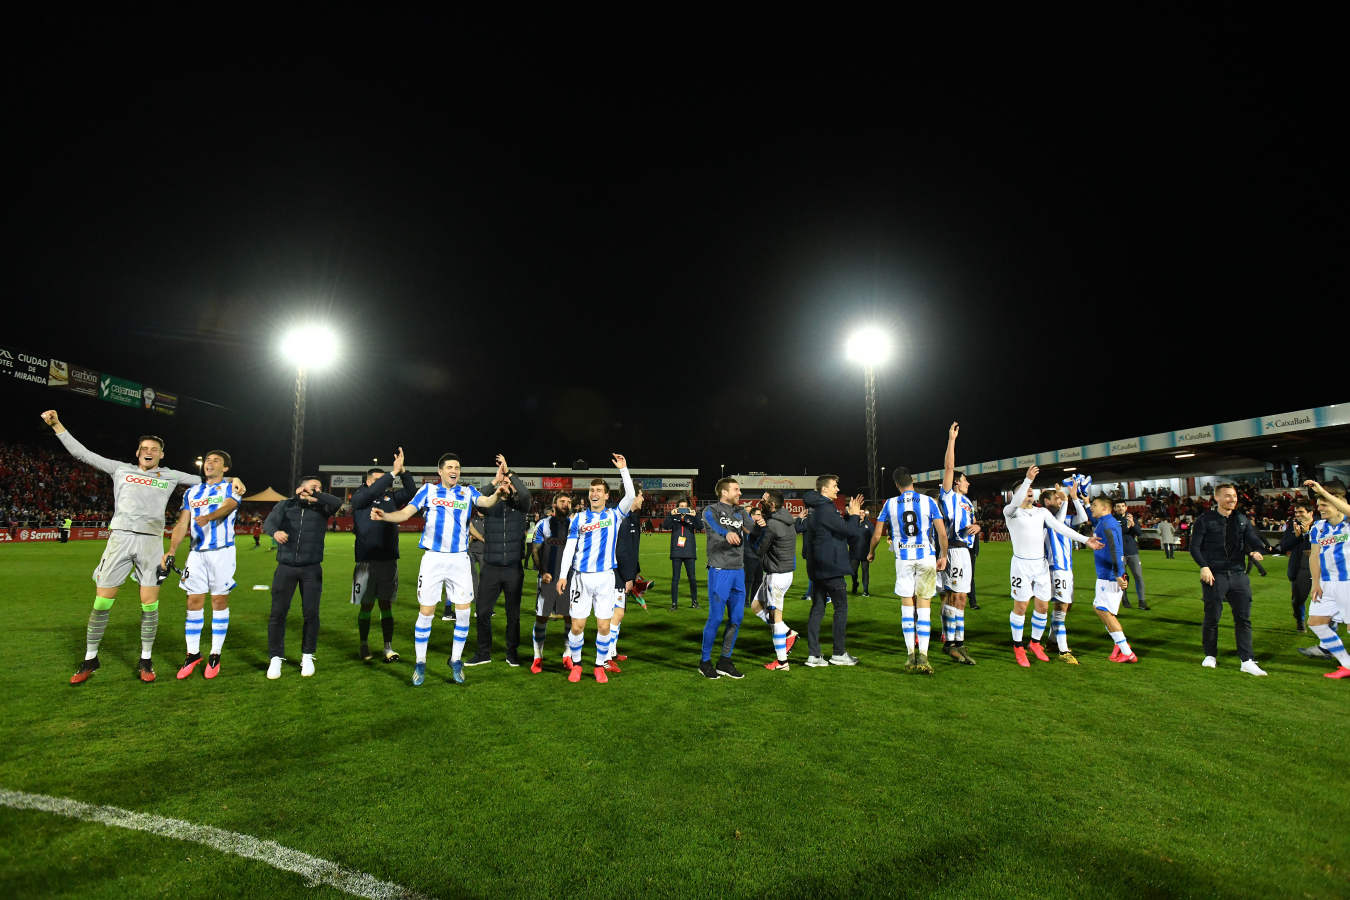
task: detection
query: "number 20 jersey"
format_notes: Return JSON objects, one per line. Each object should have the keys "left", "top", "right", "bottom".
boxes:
{"left": 878, "top": 490, "right": 943, "bottom": 561}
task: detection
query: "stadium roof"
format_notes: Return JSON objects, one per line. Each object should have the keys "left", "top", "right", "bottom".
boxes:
{"left": 914, "top": 404, "right": 1349, "bottom": 487}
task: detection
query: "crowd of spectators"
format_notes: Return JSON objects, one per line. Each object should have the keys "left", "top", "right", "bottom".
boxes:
{"left": 0, "top": 440, "right": 115, "bottom": 527}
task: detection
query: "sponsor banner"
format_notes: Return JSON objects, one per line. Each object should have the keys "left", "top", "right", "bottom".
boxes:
{"left": 99, "top": 374, "right": 142, "bottom": 408}
{"left": 661, "top": 478, "right": 693, "bottom": 491}
{"left": 1056, "top": 447, "right": 1083, "bottom": 462}
{"left": 1174, "top": 426, "right": 1215, "bottom": 447}
{"left": 1140, "top": 431, "right": 1175, "bottom": 452}
{"left": 68, "top": 363, "right": 99, "bottom": 397}
{"left": 150, "top": 389, "right": 178, "bottom": 416}
{"left": 0, "top": 346, "right": 50, "bottom": 386}
{"left": 15, "top": 528, "right": 61, "bottom": 542}
{"left": 1015, "top": 455, "right": 1037, "bottom": 468}
{"left": 513, "top": 475, "right": 543, "bottom": 490}
{"left": 542, "top": 476, "right": 572, "bottom": 491}
{"left": 730, "top": 474, "right": 814, "bottom": 491}
{"left": 1261, "top": 409, "right": 1315, "bottom": 435}
{"left": 1109, "top": 438, "right": 1140, "bottom": 455}
{"left": 639, "top": 477, "right": 663, "bottom": 491}
{"left": 71, "top": 527, "right": 112, "bottom": 541}
{"left": 48, "top": 359, "right": 69, "bottom": 387}
{"left": 331, "top": 475, "right": 365, "bottom": 488}
{"left": 784, "top": 498, "right": 805, "bottom": 515}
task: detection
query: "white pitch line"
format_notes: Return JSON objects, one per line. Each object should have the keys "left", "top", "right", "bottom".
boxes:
{"left": 1, "top": 788, "right": 434, "bottom": 900}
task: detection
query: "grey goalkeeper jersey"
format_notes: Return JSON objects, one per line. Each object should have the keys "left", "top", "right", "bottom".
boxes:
{"left": 57, "top": 430, "right": 200, "bottom": 536}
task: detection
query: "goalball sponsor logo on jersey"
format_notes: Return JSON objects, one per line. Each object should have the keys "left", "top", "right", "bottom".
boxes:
{"left": 125, "top": 473, "right": 173, "bottom": 490}
{"left": 1318, "top": 532, "right": 1349, "bottom": 547}
{"left": 190, "top": 494, "right": 225, "bottom": 509}
{"left": 99, "top": 374, "right": 142, "bottom": 408}
{"left": 579, "top": 518, "right": 612, "bottom": 534}
{"left": 430, "top": 497, "right": 470, "bottom": 511}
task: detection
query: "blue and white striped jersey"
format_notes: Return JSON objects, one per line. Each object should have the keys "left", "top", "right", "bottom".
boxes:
{"left": 879, "top": 491, "right": 943, "bottom": 560}
{"left": 181, "top": 481, "right": 238, "bottom": 550}
{"left": 1311, "top": 517, "right": 1350, "bottom": 582}
{"left": 1045, "top": 510, "right": 1077, "bottom": 572}
{"left": 940, "top": 487, "right": 976, "bottom": 550}
{"left": 532, "top": 519, "right": 549, "bottom": 544}
{"left": 561, "top": 506, "right": 629, "bottom": 573}
{"left": 409, "top": 483, "right": 483, "bottom": 553}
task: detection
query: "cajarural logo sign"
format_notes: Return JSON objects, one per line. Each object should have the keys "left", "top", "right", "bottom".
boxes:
{"left": 1175, "top": 428, "right": 1215, "bottom": 446}
{"left": 1263, "top": 411, "right": 1314, "bottom": 434}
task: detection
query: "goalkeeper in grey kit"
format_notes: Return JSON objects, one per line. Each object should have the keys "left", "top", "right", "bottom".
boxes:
{"left": 42, "top": 410, "right": 244, "bottom": 684}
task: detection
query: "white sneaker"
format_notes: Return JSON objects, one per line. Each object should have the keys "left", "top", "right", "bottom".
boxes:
{"left": 1240, "top": 659, "right": 1268, "bottom": 676}
{"left": 1201, "top": 656, "right": 1217, "bottom": 668}
{"left": 804, "top": 655, "right": 830, "bottom": 668}
{"left": 267, "top": 657, "right": 282, "bottom": 679}
{"left": 301, "top": 654, "right": 315, "bottom": 677}
{"left": 829, "top": 653, "right": 860, "bottom": 666}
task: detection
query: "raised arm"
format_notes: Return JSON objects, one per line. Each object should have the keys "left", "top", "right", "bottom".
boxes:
{"left": 44, "top": 414, "right": 121, "bottom": 475}
{"left": 1306, "top": 480, "right": 1350, "bottom": 519}
{"left": 351, "top": 474, "right": 394, "bottom": 511}
{"left": 371, "top": 502, "right": 421, "bottom": 524}
{"left": 941, "top": 421, "right": 958, "bottom": 492}
{"left": 613, "top": 453, "right": 635, "bottom": 514}
{"left": 1072, "top": 496, "right": 1089, "bottom": 527}
{"left": 1004, "top": 475, "right": 1033, "bottom": 519}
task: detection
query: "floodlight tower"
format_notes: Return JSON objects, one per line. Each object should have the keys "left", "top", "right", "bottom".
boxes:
{"left": 280, "top": 325, "right": 339, "bottom": 491}
{"left": 845, "top": 326, "right": 892, "bottom": 504}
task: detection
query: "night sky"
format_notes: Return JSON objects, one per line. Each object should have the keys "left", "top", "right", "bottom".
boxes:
{"left": 7, "top": 17, "right": 1345, "bottom": 494}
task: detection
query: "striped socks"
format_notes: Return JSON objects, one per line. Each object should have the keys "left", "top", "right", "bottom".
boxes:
{"left": 210, "top": 608, "right": 229, "bottom": 655}
{"left": 1311, "top": 624, "right": 1350, "bottom": 667}
{"left": 902, "top": 607, "right": 916, "bottom": 652}
{"left": 942, "top": 603, "right": 958, "bottom": 643}
{"left": 86, "top": 607, "right": 111, "bottom": 659}
{"left": 772, "top": 621, "right": 788, "bottom": 661}
{"left": 413, "top": 613, "right": 433, "bottom": 663}
{"left": 595, "top": 631, "right": 612, "bottom": 666}
{"left": 451, "top": 607, "right": 470, "bottom": 662}
{"left": 1052, "top": 609, "right": 1068, "bottom": 653}
{"left": 1009, "top": 612, "right": 1025, "bottom": 644}
{"left": 954, "top": 609, "right": 965, "bottom": 643}
{"left": 916, "top": 607, "right": 931, "bottom": 654}
{"left": 610, "top": 623, "right": 621, "bottom": 659}
{"left": 568, "top": 630, "right": 584, "bottom": 663}
{"left": 1109, "top": 630, "right": 1132, "bottom": 656}
{"left": 185, "top": 609, "right": 204, "bottom": 655}
{"left": 140, "top": 603, "right": 158, "bottom": 659}
{"left": 1030, "top": 610, "right": 1048, "bottom": 642}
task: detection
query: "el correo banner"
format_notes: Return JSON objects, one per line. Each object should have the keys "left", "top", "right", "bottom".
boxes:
{"left": 0, "top": 346, "right": 50, "bottom": 386}
{"left": 99, "top": 374, "right": 142, "bottom": 408}
{"left": 661, "top": 478, "right": 693, "bottom": 491}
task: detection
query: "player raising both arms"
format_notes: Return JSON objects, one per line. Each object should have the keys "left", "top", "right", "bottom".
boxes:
{"left": 164, "top": 450, "right": 241, "bottom": 680}
{"left": 43, "top": 411, "right": 243, "bottom": 684}
{"left": 556, "top": 453, "right": 636, "bottom": 684}
{"left": 371, "top": 452, "right": 510, "bottom": 686}
{"left": 1002, "top": 466, "right": 1102, "bottom": 668}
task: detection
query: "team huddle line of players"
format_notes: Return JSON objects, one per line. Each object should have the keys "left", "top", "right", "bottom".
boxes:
{"left": 40, "top": 410, "right": 1350, "bottom": 685}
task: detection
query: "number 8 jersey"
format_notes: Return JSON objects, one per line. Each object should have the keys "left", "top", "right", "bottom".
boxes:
{"left": 878, "top": 490, "right": 943, "bottom": 560}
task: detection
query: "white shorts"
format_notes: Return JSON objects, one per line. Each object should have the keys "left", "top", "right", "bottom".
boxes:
{"left": 756, "top": 571, "right": 794, "bottom": 611}
{"left": 569, "top": 570, "right": 623, "bottom": 621}
{"left": 1093, "top": 578, "right": 1123, "bottom": 615}
{"left": 1010, "top": 557, "right": 1050, "bottom": 604}
{"left": 180, "top": 546, "right": 237, "bottom": 596}
{"left": 1310, "top": 580, "right": 1350, "bottom": 622}
{"left": 92, "top": 531, "right": 162, "bottom": 589}
{"left": 417, "top": 551, "right": 473, "bottom": 608}
{"left": 894, "top": 557, "right": 938, "bottom": 600}
{"left": 941, "top": 548, "right": 972, "bottom": 594}
{"left": 1050, "top": 568, "right": 1074, "bottom": 604}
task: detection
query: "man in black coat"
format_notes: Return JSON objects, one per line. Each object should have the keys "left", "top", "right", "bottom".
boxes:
{"left": 664, "top": 497, "right": 703, "bottom": 609}
{"left": 263, "top": 475, "right": 343, "bottom": 679}
{"left": 802, "top": 475, "right": 867, "bottom": 668}
{"left": 349, "top": 448, "right": 416, "bottom": 662}
{"left": 611, "top": 484, "right": 651, "bottom": 669}
{"left": 849, "top": 508, "right": 871, "bottom": 596}
{"left": 1191, "top": 482, "right": 1270, "bottom": 675}
{"left": 1280, "top": 497, "right": 1314, "bottom": 632}
{"left": 467, "top": 462, "right": 532, "bottom": 667}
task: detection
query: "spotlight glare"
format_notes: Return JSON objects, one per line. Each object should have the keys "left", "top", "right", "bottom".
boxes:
{"left": 846, "top": 326, "right": 892, "bottom": 366}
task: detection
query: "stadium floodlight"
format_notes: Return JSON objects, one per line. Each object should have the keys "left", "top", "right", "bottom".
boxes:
{"left": 845, "top": 325, "right": 893, "bottom": 504}
{"left": 279, "top": 323, "right": 341, "bottom": 491}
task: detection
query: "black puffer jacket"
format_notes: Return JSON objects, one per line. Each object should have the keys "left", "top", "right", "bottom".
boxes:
{"left": 264, "top": 492, "right": 342, "bottom": 566}
{"left": 481, "top": 475, "right": 532, "bottom": 566}
{"left": 759, "top": 508, "right": 799, "bottom": 574}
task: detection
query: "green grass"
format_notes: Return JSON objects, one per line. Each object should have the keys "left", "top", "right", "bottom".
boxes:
{"left": 2, "top": 535, "right": 1348, "bottom": 899}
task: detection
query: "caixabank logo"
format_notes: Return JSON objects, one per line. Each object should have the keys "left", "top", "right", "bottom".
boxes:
{"left": 1264, "top": 413, "right": 1313, "bottom": 432}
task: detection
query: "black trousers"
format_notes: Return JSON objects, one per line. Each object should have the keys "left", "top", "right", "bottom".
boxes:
{"left": 850, "top": 559, "right": 870, "bottom": 593}
{"left": 808, "top": 576, "right": 848, "bottom": 658}
{"left": 269, "top": 562, "right": 322, "bottom": 658}
{"left": 1291, "top": 570, "right": 1311, "bottom": 624}
{"left": 671, "top": 558, "right": 699, "bottom": 605}
{"left": 1202, "top": 570, "right": 1254, "bottom": 661}
{"left": 745, "top": 556, "right": 764, "bottom": 604}
{"left": 476, "top": 563, "right": 523, "bottom": 658}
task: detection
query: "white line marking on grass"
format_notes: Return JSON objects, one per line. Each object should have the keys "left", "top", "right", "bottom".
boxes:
{"left": 1, "top": 788, "right": 434, "bottom": 900}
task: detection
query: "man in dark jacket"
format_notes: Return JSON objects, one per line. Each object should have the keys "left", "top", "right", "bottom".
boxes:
{"left": 1112, "top": 501, "right": 1149, "bottom": 609}
{"left": 803, "top": 475, "right": 867, "bottom": 668}
{"left": 610, "top": 484, "right": 651, "bottom": 669}
{"left": 664, "top": 498, "right": 703, "bottom": 609}
{"left": 350, "top": 448, "right": 416, "bottom": 662}
{"left": 467, "top": 468, "right": 532, "bottom": 667}
{"left": 1280, "top": 497, "right": 1314, "bottom": 632}
{"left": 849, "top": 508, "right": 871, "bottom": 596}
{"left": 750, "top": 491, "right": 801, "bottom": 670}
{"left": 263, "top": 475, "right": 343, "bottom": 679}
{"left": 1191, "top": 483, "right": 1270, "bottom": 675}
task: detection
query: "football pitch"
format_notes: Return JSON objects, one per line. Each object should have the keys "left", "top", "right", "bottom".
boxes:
{"left": 2, "top": 536, "right": 1347, "bottom": 899}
